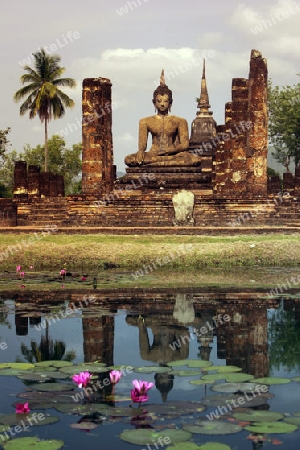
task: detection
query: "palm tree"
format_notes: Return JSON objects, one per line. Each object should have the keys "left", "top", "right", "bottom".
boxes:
{"left": 14, "top": 49, "right": 76, "bottom": 172}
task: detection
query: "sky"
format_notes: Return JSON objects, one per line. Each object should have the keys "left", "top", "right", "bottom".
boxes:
{"left": 0, "top": 0, "right": 299, "bottom": 172}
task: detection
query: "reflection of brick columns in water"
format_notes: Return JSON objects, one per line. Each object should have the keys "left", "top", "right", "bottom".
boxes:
{"left": 217, "top": 308, "right": 268, "bottom": 377}
{"left": 82, "top": 314, "right": 115, "bottom": 365}
{"left": 193, "top": 312, "right": 214, "bottom": 361}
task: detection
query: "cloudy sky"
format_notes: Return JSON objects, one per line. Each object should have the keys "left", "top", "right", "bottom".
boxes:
{"left": 0, "top": 0, "right": 299, "bottom": 171}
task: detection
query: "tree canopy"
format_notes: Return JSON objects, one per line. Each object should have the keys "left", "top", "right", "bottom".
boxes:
{"left": 268, "top": 80, "right": 300, "bottom": 171}
{"left": 13, "top": 49, "right": 76, "bottom": 172}
{"left": 0, "top": 127, "right": 11, "bottom": 164}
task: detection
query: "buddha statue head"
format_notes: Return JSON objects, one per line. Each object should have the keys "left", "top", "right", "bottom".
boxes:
{"left": 152, "top": 70, "right": 172, "bottom": 113}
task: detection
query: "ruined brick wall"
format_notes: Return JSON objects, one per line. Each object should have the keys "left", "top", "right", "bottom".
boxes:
{"left": 213, "top": 50, "right": 268, "bottom": 198}
{"left": 81, "top": 78, "right": 114, "bottom": 195}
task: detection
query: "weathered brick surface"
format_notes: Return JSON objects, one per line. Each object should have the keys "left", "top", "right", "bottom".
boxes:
{"left": 82, "top": 78, "right": 114, "bottom": 195}
{"left": 214, "top": 50, "right": 268, "bottom": 198}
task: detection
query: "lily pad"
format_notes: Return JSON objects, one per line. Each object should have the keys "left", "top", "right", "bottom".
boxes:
{"left": 166, "top": 444, "right": 201, "bottom": 450}
{"left": 0, "top": 369, "right": 26, "bottom": 376}
{"left": 233, "top": 411, "right": 284, "bottom": 422}
{"left": 189, "top": 380, "right": 209, "bottom": 386}
{"left": 187, "top": 361, "right": 213, "bottom": 369}
{"left": 17, "top": 373, "right": 52, "bottom": 382}
{"left": 210, "top": 382, "right": 268, "bottom": 394}
{"left": 201, "top": 374, "right": 227, "bottom": 382}
{"left": 253, "top": 377, "right": 291, "bottom": 385}
{"left": 3, "top": 437, "right": 64, "bottom": 450}
{"left": 201, "top": 394, "right": 267, "bottom": 408}
{"left": 166, "top": 360, "right": 190, "bottom": 367}
{"left": 201, "top": 365, "right": 242, "bottom": 373}
{"left": 245, "top": 421, "right": 298, "bottom": 434}
{"left": 34, "top": 360, "right": 73, "bottom": 368}
{"left": 199, "top": 444, "right": 231, "bottom": 450}
{"left": 134, "top": 366, "right": 171, "bottom": 374}
{"left": 120, "top": 428, "right": 192, "bottom": 445}
{"left": 284, "top": 416, "right": 300, "bottom": 425}
{"left": 224, "top": 373, "right": 254, "bottom": 383}
{"left": 0, "top": 363, "right": 34, "bottom": 371}
{"left": 171, "top": 370, "right": 200, "bottom": 377}
{"left": 29, "top": 382, "right": 74, "bottom": 391}
{"left": 0, "top": 413, "right": 58, "bottom": 427}
{"left": 183, "top": 421, "right": 242, "bottom": 435}
{"left": 59, "top": 364, "right": 108, "bottom": 374}
{"left": 70, "top": 421, "right": 99, "bottom": 430}
{"left": 292, "top": 377, "right": 300, "bottom": 382}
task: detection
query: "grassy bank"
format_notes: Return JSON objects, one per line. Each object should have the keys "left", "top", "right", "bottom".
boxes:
{"left": 0, "top": 233, "right": 299, "bottom": 272}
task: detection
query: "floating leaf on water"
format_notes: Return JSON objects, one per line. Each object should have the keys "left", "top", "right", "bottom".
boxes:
{"left": 284, "top": 416, "right": 300, "bottom": 425}
{"left": 201, "top": 374, "right": 227, "bottom": 382}
{"left": 198, "top": 444, "right": 232, "bottom": 450}
{"left": 119, "top": 428, "right": 192, "bottom": 445}
{"left": 201, "top": 394, "right": 267, "bottom": 408}
{"left": 133, "top": 366, "right": 172, "bottom": 374}
{"left": 54, "top": 403, "right": 110, "bottom": 415}
{"left": 17, "top": 373, "right": 52, "bottom": 382}
{"left": 0, "top": 425, "right": 10, "bottom": 433}
{"left": 233, "top": 411, "right": 284, "bottom": 422}
{"left": 201, "top": 365, "right": 242, "bottom": 373}
{"left": 171, "top": 370, "right": 200, "bottom": 377}
{"left": 29, "top": 382, "right": 74, "bottom": 392}
{"left": 224, "top": 373, "right": 254, "bottom": 383}
{"left": 0, "top": 363, "right": 34, "bottom": 371}
{"left": 189, "top": 380, "right": 209, "bottom": 386}
{"left": 292, "top": 377, "right": 300, "bottom": 382}
{"left": 59, "top": 364, "right": 108, "bottom": 374}
{"left": 210, "top": 382, "right": 269, "bottom": 394}
{"left": 253, "top": 377, "right": 291, "bottom": 385}
{"left": 166, "top": 360, "right": 190, "bottom": 367}
{"left": 0, "top": 369, "right": 26, "bottom": 376}
{"left": 0, "top": 414, "right": 58, "bottom": 427}
{"left": 70, "top": 421, "right": 99, "bottom": 430}
{"left": 245, "top": 421, "right": 298, "bottom": 434}
{"left": 183, "top": 421, "right": 242, "bottom": 435}
{"left": 34, "top": 361, "right": 73, "bottom": 368}
{"left": 187, "top": 361, "right": 213, "bottom": 369}
{"left": 165, "top": 443, "right": 201, "bottom": 450}
{"left": 3, "top": 437, "right": 64, "bottom": 450}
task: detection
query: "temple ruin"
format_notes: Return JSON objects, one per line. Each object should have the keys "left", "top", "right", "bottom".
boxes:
{"left": 2, "top": 49, "right": 300, "bottom": 228}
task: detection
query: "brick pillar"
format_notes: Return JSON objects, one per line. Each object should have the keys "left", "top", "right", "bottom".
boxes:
{"left": 57, "top": 175, "right": 65, "bottom": 196}
{"left": 247, "top": 49, "right": 268, "bottom": 197}
{"left": 28, "top": 165, "right": 40, "bottom": 197}
{"left": 82, "top": 316, "right": 115, "bottom": 365}
{"left": 283, "top": 172, "right": 295, "bottom": 194}
{"left": 82, "top": 78, "right": 114, "bottom": 195}
{"left": 268, "top": 175, "right": 282, "bottom": 195}
{"left": 40, "top": 173, "right": 50, "bottom": 197}
{"left": 13, "top": 161, "right": 28, "bottom": 199}
{"left": 49, "top": 173, "right": 58, "bottom": 197}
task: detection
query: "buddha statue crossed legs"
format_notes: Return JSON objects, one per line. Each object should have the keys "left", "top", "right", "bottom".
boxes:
{"left": 124, "top": 71, "right": 201, "bottom": 167}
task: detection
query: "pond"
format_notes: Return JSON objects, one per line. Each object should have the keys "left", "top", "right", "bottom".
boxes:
{"left": 0, "top": 288, "right": 300, "bottom": 450}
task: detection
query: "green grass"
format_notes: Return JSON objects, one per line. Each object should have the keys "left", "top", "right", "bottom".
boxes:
{"left": 0, "top": 233, "right": 299, "bottom": 272}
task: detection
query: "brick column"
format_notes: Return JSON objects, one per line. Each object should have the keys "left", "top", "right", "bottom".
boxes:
{"left": 28, "top": 165, "right": 40, "bottom": 197}
{"left": 13, "top": 161, "right": 28, "bottom": 199}
{"left": 247, "top": 49, "right": 268, "bottom": 197}
{"left": 82, "top": 78, "right": 114, "bottom": 195}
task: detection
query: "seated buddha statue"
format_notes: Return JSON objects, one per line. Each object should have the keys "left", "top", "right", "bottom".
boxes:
{"left": 124, "top": 71, "right": 201, "bottom": 167}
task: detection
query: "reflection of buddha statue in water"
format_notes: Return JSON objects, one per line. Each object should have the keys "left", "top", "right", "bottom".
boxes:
{"left": 124, "top": 70, "right": 201, "bottom": 167}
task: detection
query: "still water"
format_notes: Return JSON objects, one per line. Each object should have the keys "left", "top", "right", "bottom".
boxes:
{"left": 0, "top": 289, "right": 300, "bottom": 450}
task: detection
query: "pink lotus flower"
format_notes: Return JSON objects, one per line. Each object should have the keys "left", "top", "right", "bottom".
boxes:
{"left": 20, "top": 285, "right": 25, "bottom": 289}
{"left": 130, "top": 388, "right": 149, "bottom": 404}
{"left": 81, "top": 276, "right": 86, "bottom": 281}
{"left": 132, "top": 379, "right": 154, "bottom": 395}
{"left": 29, "top": 265, "right": 34, "bottom": 269}
{"left": 16, "top": 403, "right": 30, "bottom": 414}
{"left": 109, "top": 370, "right": 122, "bottom": 385}
{"left": 20, "top": 272, "right": 25, "bottom": 277}
{"left": 72, "top": 371, "right": 92, "bottom": 388}
{"left": 130, "top": 379, "right": 154, "bottom": 406}
{"left": 16, "top": 265, "right": 21, "bottom": 273}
